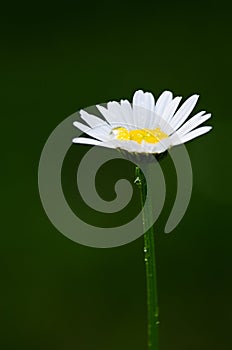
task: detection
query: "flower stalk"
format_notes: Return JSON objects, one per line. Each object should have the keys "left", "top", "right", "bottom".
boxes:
{"left": 135, "top": 165, "right": 159, "bottom": 350}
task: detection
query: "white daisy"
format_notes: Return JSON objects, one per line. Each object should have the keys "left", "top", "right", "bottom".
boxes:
{"left": 73, "top": 90, "right": 212, "bottom": 154}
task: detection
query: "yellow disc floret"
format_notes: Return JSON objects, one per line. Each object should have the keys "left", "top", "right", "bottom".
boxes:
{"left": 113, "top": 127, "right": 168, "bottom": 144}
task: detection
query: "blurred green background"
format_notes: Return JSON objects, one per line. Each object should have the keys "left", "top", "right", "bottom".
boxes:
{"left": 1, "top": 1, "right": 232, "bottom": 349}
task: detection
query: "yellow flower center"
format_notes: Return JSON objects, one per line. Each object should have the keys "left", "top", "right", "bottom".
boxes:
{"left": 113, "top": 127, "right": 168, "bottom": 144}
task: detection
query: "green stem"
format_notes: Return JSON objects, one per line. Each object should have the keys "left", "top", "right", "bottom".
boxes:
{"left": 135, "top": 165, "right": 159, "bottom": 350}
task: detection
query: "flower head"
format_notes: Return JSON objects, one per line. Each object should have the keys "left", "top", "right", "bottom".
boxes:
{"left": 73, "top": 90, "right": 212, "bottom": 154}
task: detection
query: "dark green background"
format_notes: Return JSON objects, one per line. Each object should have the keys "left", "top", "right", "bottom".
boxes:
{"left": 2, "top": 1, "right": 232, "bottom": 349}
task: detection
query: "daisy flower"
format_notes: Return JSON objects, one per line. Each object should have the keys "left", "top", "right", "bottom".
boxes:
{"left": 73, "top": 90, "right": 212, "bottom": 154}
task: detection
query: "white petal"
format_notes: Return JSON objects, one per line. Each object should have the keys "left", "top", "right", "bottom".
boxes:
{"left": 154, "top": 91, "right": 173, "bottom": 116}
{"left": 119, "top": 140, "right": 142, "bottom": 153}
{"left": 167, "top": 110, "right": 205, "bottom": 136}
{"left": 169, "top": 94, "right": 199, "bottom": 131}
{"left": 96, "top": 104, "right": 118, "bottom": 125}
{"left": 72, "top": 137, "right": 103, "bottom": 146}
{"left": 148, "top": 137, "right": 173, "bottom": 153}
{"left": 132, "top": 90, "right": 143, "bottom": 106}
{"left": 73, "top": 137, "right": 116, "bottom": 149}
{"left": 109, "top": 139, "right": 144, "bottom": 153}
{"left": 132, "top": 90, "right": 155, "bottom": 110}
{"left": 107, "top": 101, "right": 131, "bottom": 126}
{"left": 175, "top": 112, "right": 211, "bottom": 136}
{"left": 73, "top": 121, "right": 111, "bottom": 142}
{"left": 119, "top": 99, "right": 134, "bottom": 127}
{"left": 73, "top": 121, "right": 90, "bottom": 133}
{"left": 80, "top": 109, "right": 110, "bottom": 128}
{"left": 132, "top": 90, "right": 156, "bottom": 129}
{"left": 132, "top": 106, "right": 157, "bottom": 129}
{"left": 171, "top": 126, "right": 212, "bottom": 146}
{"left": 138, "top": 142, "right": 155, "bottom": 153}
{"left": 159, "top": 97, "right": 182, "bottom": 132}
{"left": 96, "top": 102, "right": 129, "bottom": 127}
